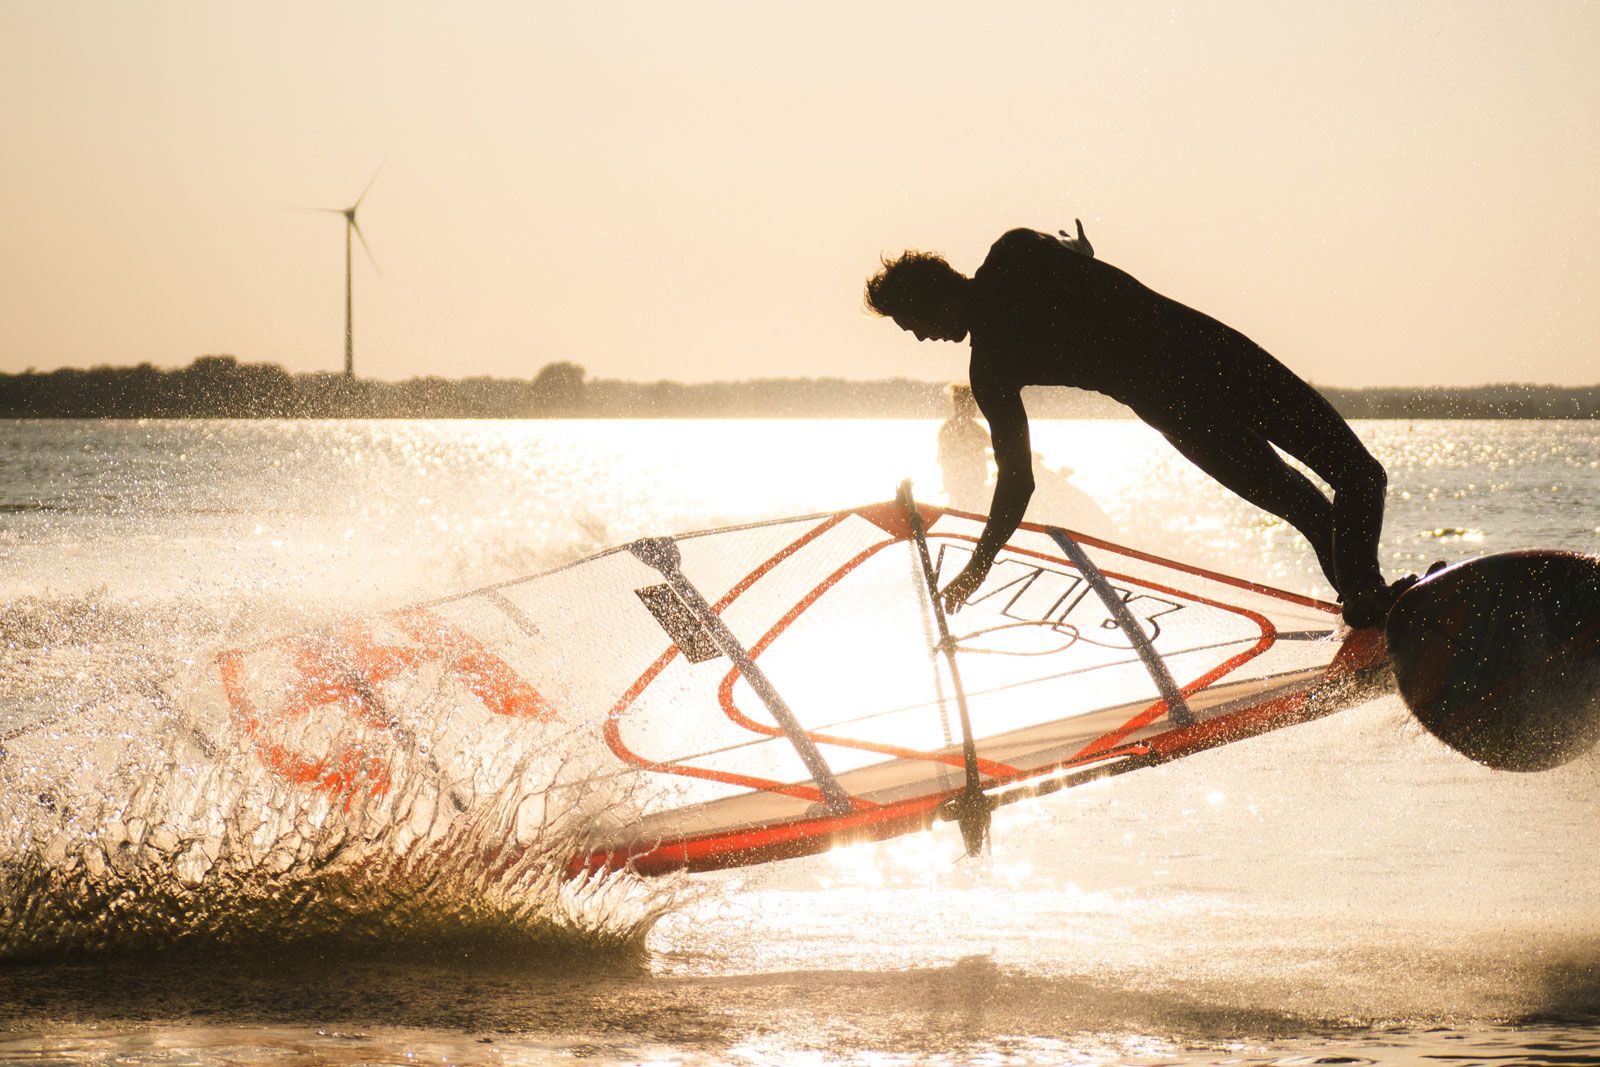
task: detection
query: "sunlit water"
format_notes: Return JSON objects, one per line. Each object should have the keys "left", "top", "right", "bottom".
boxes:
{"left": 2, "top": 418, "right": 1598, "bottom": 1066}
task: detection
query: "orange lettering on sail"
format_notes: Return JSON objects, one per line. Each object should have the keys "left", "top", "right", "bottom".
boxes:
{"left": 390, "top": 607, "right": 555, "bottom": 722}
{"left": 217, "top": 607, "right": 554, "bottom": 801}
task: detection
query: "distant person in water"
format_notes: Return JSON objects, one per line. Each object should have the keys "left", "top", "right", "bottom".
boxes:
{"left": 940, "top": 384, "right": 1119, "bottom": 538}
{"left": 866, "top": 219, "right": 1413, "bottom": 628}
{"left": 938, "top": 384, "right": 990, "bottom": 512}
{"left": 1026, "top": 452, "right": 1118, "bottom": 541}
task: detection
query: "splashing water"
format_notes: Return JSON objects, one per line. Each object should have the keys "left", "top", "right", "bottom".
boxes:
{"left": 0, "top": 592, "right": 684, "bottom": 964}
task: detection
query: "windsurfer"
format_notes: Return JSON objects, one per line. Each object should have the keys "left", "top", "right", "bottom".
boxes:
{"left": 866, "top": 221, "right": 1413, "bottom": 628}
{"left": 938, "top": 384, "right": 990, "bottom": 512}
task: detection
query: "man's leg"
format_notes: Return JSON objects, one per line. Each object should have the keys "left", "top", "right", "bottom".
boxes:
{"left": 1157, "top": 423, "right": 1345, "bottom": 592}
{"left": 1250, "top": 390, "right": 1389, "bottom": 600}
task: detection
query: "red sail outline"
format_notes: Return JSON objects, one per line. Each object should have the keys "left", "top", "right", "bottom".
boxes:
{"left": 579, "top": 505, "right": 1384, "bottom": 875}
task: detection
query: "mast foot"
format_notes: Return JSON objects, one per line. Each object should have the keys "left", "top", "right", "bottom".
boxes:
{"left": 938, "top": 790, "right": 996, "bottom": 857}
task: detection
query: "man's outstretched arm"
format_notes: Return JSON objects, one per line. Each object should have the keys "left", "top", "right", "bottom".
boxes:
{"left": 942, "top": 386, "right": 1034, "bottom": 613}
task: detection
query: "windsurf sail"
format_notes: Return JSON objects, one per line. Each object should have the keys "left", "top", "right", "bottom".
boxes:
{"left": 195, "top": 499, "right": 1392, "bottom": 877}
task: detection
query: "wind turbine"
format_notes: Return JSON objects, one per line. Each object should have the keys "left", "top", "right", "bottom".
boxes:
{"left": 312, "top": 165, "right": 382, "bottom": 378}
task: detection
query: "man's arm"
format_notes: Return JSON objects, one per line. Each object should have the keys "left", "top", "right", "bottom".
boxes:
{"left": 941, "top": 384, "right": 1034, "bottom": 613}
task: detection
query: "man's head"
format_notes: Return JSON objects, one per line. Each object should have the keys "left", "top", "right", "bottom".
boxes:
{"left": 865, "top": 251, "right": 971, "bottom": 343}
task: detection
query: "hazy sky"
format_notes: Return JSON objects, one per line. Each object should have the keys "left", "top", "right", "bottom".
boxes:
{"left": 3, "top": 2, "right": 1598, "bottom": 387}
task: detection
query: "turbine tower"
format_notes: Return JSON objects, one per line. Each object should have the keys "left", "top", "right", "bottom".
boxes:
{"left": 315, "top": 165, "right": 382, "bottom": 378}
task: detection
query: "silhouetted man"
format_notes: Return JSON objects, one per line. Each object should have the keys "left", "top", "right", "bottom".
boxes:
{"left": 865, "top": 221, "right": 1412, "bottom": 628}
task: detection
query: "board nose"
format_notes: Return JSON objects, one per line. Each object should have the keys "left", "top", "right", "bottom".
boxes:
{"left": 1386, "top": 550, "right": 1600, "bottom": 772}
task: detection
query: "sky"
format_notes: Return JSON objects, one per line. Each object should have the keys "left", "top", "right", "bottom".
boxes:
{"left": 2, "top": 2, "right": 1598, "bottom": 388}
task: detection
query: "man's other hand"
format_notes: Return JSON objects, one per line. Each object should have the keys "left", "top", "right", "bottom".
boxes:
{"left": 940, "top": 562, "right": 989, "bottom": 614}
{"left": 1058, "top": 218, "right": 1094, "bottom": 258}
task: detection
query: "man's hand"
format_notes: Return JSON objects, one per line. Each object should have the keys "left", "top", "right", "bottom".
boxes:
{"left": 1058, "top": 218, "right": 1094, "bottom": 258}
{"left": 940, "top": 560, "right": 990, "bottom": 614}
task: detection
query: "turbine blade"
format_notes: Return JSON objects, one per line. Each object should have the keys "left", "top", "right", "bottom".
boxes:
{"left": 294, "top": 206, "right": 349, "bottom": 215}
{"left": 351, "top": 218, "right": 380, "bottom": 275}
{"left": 354, "top": 158, "right": 386, "bottom": 211}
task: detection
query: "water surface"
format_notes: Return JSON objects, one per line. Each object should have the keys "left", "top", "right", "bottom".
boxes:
{"left": 3, "top": 418, "right": 1598, "bottom": 1065}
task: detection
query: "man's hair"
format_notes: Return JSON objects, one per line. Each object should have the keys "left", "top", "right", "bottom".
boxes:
{"left": 864, "top": 251, "right": 963, "bottom": 317}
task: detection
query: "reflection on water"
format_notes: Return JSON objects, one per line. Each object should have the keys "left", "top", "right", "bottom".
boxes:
{"left": 3, "top": 947, "right": 1598, "bottom": 1065}
{"left": 2, "top": 418, "right": 1599, "bottom": 1065}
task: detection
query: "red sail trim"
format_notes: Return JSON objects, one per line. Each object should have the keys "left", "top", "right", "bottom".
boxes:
{"left": 1068, "top": 632, "right": 1277, "bottom": 762}
{"left": 1144, "top": 631, "right": 1388, "bottom": 762}
{"left": 570, "top": 737, "right": 1156, "bottom": 877}
{"left": 569, "top": 793, "right": 950, "bottom": 877}
{"left": 1067, "top": 623, "right": 1278, "bottom": 762}
{"left": 1144, "top": 689, "right": 1315, "bottom": 763}
{"left": 940, "top": 508, "right": 1341, "bottom": 614}
{"left": 713, "top": 510, "right": 852, "bottom": 611}
{"left": 601, "top": 511, "right": 878, "bottom": 810}
{"left": 848, "top": 498, "right": 943, "bottom": 541}
{"left": 715, "top": 538, "right": 1025, "bottom": 779}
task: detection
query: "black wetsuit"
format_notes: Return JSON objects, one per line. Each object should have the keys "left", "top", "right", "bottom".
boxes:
{"left": 968, "top": 228, "right": 1386, "bottom": 600}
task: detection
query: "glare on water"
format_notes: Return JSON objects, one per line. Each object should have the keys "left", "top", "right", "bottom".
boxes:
{"left": 2, "top": 417, "right": 1599, "bottom": 1065}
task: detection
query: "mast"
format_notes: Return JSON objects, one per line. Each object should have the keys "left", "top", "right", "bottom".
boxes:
{"left": 344, "top": 216, "right": 354, "bottom": 378}
{"left": 898, "top": 482, "right": 992, "bottom": 856}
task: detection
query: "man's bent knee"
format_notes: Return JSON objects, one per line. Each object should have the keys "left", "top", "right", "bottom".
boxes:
{"left": 1335, "top": 452, "right": 1387, "bottom": 503}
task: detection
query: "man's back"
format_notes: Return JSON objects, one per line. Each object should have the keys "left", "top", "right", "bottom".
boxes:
{"left": 969, "top": 228, "right": 1279, "bottom": 419}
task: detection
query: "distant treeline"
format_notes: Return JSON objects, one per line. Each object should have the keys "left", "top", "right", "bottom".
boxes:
{"left": 0, "top": 356, "right": 1122, "bottom": 419}
{"left": 2, "top": 356, "right": 1598, "bottom": 420}
{"left": 1318, "top": 384, "right": 1600, "bottom": 420}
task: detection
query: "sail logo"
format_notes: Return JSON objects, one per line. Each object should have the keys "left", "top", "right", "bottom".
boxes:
{"left": 216, "top": 606, "right": 553, "bottom": 800}
{"left": 933, "top": 543, "right": 1184, "bottom": 650}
